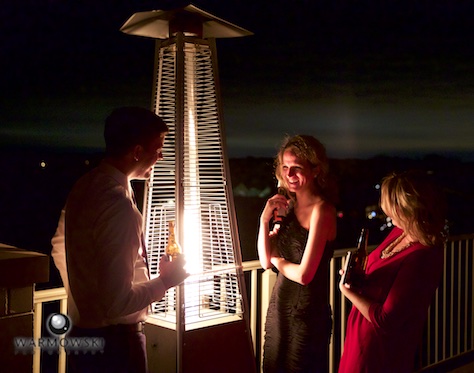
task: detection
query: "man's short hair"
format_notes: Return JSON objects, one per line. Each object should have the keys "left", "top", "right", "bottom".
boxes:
{"left": 104, "top": 107, "right": 169, "bottom": 157}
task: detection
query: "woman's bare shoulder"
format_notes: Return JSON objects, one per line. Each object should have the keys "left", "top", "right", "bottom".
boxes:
{"left": 310, "top": 199, "right": 337, "bottom": 239}
{"left": 312, "top": 198, "right": 336, "bottom": 215}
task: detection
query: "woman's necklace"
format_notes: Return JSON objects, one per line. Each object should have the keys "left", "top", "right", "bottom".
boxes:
{"left": 381, "top": 232, "right": 416, "bottom": 259}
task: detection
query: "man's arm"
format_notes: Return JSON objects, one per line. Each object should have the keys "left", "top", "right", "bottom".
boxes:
{"left": 51, "top": 208, "right": 69, "bottom": 290}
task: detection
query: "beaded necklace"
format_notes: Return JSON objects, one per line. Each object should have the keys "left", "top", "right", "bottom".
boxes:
{"left": 381, "top": 232, "right": 416, "bottom": 259}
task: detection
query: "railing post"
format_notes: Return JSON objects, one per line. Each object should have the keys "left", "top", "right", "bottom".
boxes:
{"left": 58, "top": 298, "right": 67, "bottom": 373}
{"left": 33, "top": 300, "right": 42, "bottom": 373}
{"left": 250, "top": 268, "right": 258, "bottom": 354}
{"left": 329, "top": 256, "right": 336, "bottom": 372}
{"left": 260, "top": 269, "right": 276, "bottom": 372}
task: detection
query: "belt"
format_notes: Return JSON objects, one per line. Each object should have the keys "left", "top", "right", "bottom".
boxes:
{"left": 71, "top": 322, "right": 146, "bottom": 336}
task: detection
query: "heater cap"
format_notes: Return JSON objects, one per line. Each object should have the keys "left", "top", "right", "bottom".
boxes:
{"left": 120, "top": 4, "right": 253, "bottom": 39}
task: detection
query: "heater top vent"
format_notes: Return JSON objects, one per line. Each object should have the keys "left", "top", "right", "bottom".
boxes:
{"left": 120, "top": 4, "right": 253, "bottom": 39}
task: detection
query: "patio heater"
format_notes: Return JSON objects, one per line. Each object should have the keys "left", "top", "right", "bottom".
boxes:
{"left": 120, "top": 5, "right": 255, "bottom": 373}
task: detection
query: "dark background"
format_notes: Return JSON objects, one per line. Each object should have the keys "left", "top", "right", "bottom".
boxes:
{"left": 2, "top": 0, "right": 474, "bottom": 159}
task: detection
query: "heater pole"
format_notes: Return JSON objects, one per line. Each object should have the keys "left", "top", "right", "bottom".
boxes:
{"left": 175, "top": 31, "right": 186, "bottom": 373}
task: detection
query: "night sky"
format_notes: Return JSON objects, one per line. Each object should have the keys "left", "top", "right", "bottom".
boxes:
{"left": 2, "top": 0, "right": 474, "bottom": 160}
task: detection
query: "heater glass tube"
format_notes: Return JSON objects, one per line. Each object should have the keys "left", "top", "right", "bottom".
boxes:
{"left": 183, "top": 43, "right": 202, "bottom": 275}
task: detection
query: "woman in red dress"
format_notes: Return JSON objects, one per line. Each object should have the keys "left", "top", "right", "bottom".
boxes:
{"left": 339, "top": 170, "right": 447, "bottom": 373}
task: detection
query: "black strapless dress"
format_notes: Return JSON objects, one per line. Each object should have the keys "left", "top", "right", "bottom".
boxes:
{"left": 263, "top": 209, "right": 333, "bottom": 373}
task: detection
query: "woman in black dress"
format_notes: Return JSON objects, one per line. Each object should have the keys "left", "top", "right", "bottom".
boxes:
{"left": 257, "top": 135, "right": 337, "bottom": 373}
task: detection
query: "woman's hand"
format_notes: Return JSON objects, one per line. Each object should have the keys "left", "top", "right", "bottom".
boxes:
{"left": 260, "top": 194, "right": 288, "bottom": 225}
{"left": 338, "top": 268, "right": 373, "bottom": 322}
{"left": 258, "top": 194, "right": 288, "bottom": 270}
{"left": 339, "top": 269, "right": 351, "bottom": 296}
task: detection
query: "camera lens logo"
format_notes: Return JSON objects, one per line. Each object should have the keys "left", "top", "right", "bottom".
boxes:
{"left": 47, "top": 313, "right": 71, "bottom": 336}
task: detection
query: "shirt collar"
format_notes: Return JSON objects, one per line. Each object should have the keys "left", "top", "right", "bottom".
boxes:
{"left": 98, "top": 160, "right": 133, "bottom": 199}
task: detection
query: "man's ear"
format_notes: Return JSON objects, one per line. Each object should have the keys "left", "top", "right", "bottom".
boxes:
{"left": 132, "top": 144, "right": 143, "bottom": 162}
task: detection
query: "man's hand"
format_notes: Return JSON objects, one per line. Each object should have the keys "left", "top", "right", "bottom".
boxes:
{"left": 159, "top": 254, "right": 189, "bottom": 289}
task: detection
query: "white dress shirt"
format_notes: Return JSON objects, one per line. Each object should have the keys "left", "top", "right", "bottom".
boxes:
{"left": 51, "top": 161, "right": 166, "bottom": 328}
{"left": 51, "top": 208, "right": 80, "bottom": 323}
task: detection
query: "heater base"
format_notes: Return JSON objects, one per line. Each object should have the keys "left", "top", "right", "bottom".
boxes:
{"left": 145, "top": 319, "right": 256, "bottom": 373}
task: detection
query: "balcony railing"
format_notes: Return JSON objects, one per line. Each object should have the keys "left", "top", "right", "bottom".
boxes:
{"left": 33, "top": 234, "right": 474, "bottom": 373}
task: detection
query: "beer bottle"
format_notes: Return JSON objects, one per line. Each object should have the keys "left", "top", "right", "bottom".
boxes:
{"left": 165, "top": 220, "right": 181, "bottom": 261}
{"left": 342, "top": 228, "right": 369, "bottom": 289}
{"left": 272, "top": 183, "right": 288, "bottom": 230}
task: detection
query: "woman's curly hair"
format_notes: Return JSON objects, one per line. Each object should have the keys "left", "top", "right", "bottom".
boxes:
{"left": 274, "top": 135, "right": 337, "bottom": 203}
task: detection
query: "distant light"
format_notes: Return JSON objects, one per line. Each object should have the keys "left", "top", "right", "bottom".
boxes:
{"left": 85, "top": 159, "right": 90, "bottom": 166}
{"left": 375, "top": 184, "right": 380, "bottom": 190}
{"left": 40, "top": 161, "right": 47, "bottom": 169}
{"left": 337, "top": 211, "right": 344, "bottom": 218}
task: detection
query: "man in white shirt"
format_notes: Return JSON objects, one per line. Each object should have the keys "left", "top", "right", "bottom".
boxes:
{"left": 51, "top": 107, "right": 187, "bottom": 373}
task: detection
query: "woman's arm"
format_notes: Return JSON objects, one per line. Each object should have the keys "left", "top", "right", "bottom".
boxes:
{"left": 339, "top": 245, "right": 443, "bottom": 331}
{"left": 339, "top": 271, "right": 373, "bottom": 321}
{"left": 368, "top": 247, "right": 443, "bottom": 333}
{"left": 257, "top": 194, "right": 288, "bottom": 269}
{"left": 271, "top": 202, "right": 336, "bottom": 285}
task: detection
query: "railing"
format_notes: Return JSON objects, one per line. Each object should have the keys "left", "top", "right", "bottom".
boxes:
{"left": 33, "top": 234, "right": 474, "bottom": 373}
{"left": 33, "top": 287, "right": 68, "bottom": 373}
{"left": 418, "top": 234, "right": 474, "bottom": 370}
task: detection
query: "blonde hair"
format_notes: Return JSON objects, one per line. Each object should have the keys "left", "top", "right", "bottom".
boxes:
{"left": 274, "top": 135, "right": 333, "bottom": 201}
{"left": 380, "top": 170, "right": 447, "bottom": 247}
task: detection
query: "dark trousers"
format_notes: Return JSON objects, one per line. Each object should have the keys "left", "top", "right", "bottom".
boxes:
{"left": 67, "top": 323, "right": 148, "bottom": 373}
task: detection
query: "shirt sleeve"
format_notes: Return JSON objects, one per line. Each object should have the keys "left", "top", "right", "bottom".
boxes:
{"left": 51, "top": 208, "right": 69, "bottom": 291}
{"left": 368, "top": 245, "right": 443, "bottom": 334}
{"left": 94, "top": 197, "right": 167, "bottom": 319}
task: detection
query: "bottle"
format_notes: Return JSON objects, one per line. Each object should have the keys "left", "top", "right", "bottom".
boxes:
{"left": 342, "top": 228, "right": 369, "bottom": 290}
{"left": 272, "top": 183, "right": 288, "bottom": 230}
{"left": 165, "top": 220, "right": 181, "bottom": 261}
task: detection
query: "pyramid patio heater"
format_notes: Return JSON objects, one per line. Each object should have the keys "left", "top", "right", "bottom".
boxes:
{"left": 120, "top": 5, "right": 256, "bottom": 373}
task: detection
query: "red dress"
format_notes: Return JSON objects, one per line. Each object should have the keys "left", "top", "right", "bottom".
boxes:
{"left": 338, "top": 227, "right": 444, "bottom": 373}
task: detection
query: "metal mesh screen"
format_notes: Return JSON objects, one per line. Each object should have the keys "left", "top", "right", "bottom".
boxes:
{"left": 144, "top": 40, "right": 243, "bottom": 328}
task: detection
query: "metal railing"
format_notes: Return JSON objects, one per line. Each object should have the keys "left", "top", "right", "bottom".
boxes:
{"left": 33, "top": 234, "right": 474, "bottom": 372}
{"left": 33, "top": 287, "right": 68, "bottom": 373}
